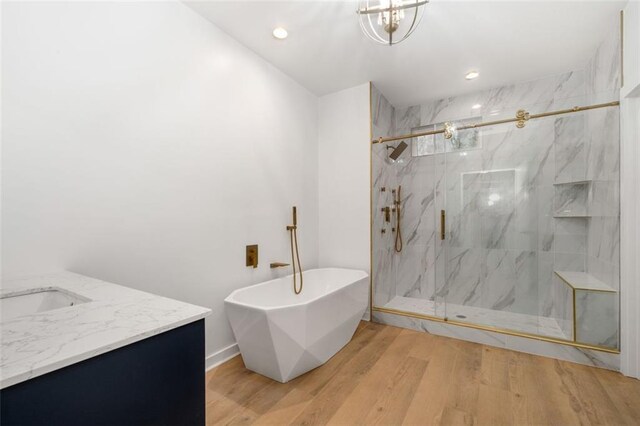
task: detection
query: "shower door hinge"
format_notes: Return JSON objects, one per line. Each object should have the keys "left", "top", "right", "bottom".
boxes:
{"left": 440, "top": 210, "right": 446, "bottom": 240}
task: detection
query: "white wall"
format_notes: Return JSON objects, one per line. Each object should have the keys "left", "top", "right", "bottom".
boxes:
{"left": 1, "top": 1, "right": 319, "bottom": 366}
{"left": 318, "top": 84, "right": 371, "bottom": 275}
{"left": 620, "top": 0, "right": 640, "bottom": 379}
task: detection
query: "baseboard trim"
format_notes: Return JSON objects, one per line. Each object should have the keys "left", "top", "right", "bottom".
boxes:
{"left": 205, "top": 343, "right": 240, "bottom": 371}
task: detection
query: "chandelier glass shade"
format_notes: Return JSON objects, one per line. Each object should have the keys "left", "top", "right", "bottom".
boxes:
{"left": 356, "top": 0, "right": 429, "bottom": 46}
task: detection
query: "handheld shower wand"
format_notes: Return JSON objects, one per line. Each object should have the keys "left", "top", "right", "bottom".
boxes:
{"left": 287, "top": 206, "right": 303, "bottom": 294}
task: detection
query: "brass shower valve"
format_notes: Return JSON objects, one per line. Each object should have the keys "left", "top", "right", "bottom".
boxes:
{"left": 381, "top": 206, "right": 391, "bottom": 222}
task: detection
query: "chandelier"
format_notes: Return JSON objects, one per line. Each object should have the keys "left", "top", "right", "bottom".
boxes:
{"left": 356, "top": 0, "right": 429, "bottom": 46}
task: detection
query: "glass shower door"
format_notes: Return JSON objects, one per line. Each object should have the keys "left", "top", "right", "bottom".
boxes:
{"left": 374, "top": 144, "right": 446, "bottom": 322}
{"left": 441, "top": 119, "right": 541, "bottom": 335}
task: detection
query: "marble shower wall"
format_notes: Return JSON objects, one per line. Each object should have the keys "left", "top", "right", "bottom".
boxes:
{"left": 393, "top": 105, "right": 441, "bottom": 306}
{"left": 372, "top": 85, "right": 399, "bottom": 306}
{"left": 583, "top": 24, "right": 621, "bottom": 347}
{"left": 371, "top": 86, "right": 444, "bottom": 313}
{"left": 585, "top": 23, "right": 621, "bottom": 293}
{"left": 371, "top": 17, "right": 620, "bottom": 344}
{"left": 373, "top": 70, "right": 589, "bottom": 316}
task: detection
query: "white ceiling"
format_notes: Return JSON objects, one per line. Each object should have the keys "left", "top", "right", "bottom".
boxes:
{"left": 185, "top": 1, "right": 625, "bottom": 107}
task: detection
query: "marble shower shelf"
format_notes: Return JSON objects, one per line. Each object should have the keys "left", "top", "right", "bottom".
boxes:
{"left": 553, "top": 214, "right": 591, "bottom": 218}
{"left": 553, "top": 179, "right": 591, "bottom": 217}
{"left": 554, "top": 271, "right": 616, "bottom": 293}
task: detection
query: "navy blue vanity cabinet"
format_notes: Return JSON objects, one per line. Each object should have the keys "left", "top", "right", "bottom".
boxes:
{"left": 0, "top": 320, "right": 205, "bottom": 426}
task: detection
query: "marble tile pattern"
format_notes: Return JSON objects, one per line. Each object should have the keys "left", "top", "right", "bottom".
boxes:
{"left": 554, "top": 115, "right": 586, "bottom": 183}
{"left": 394, "top": 153, "right": 438, "bottom": 300}
{"left": 370, "top": 17, "right": 620, "bottom": 353}
{"left": 552, "top": 274, "right": 574, "bottom": 340}
{"left": 584, "top": 16, "right": 621, "bottom": 286}
{"left": 584, "top": 14, "right": 621, "bottom": 105}
{"left": 582, "top": 20, "right": 621, "bottom": 348}
{"left": 586, "top": 109, "right": 620, "bottom": 295}
{"left": 0, "top": 271, "right": 211, "bottom": 389}
{"left": 371, "top": 85, "right": 402, "bottom": 306}
{"left": 417, "top": 71, "right": 586, "bottom": 128}
{"left": 575, "top": 289, "right": 619, "bottom": 348}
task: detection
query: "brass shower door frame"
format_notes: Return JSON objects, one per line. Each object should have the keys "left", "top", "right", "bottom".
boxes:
{"left": 368, "top": 84, "right": 620, "bottom": 354}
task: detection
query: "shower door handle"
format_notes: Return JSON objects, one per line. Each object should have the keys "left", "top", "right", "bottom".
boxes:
{"left": 440, "top": 210, "right": 446, "bottom": 240}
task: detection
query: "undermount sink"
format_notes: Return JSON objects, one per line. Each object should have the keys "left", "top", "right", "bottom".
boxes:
{"left": 0, "top": 289, "right": 89, "bottom": 322}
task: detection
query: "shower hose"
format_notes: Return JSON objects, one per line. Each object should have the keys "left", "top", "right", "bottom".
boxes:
{"left": 290, "top": 224, "right": 303, "bottom": 294}
{"left": 395, "top": 186, "right": 403, "bottom": 253}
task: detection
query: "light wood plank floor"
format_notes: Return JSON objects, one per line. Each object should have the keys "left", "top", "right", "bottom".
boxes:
{"left": 205, "top": 321, "right": 640, "bottom": 425}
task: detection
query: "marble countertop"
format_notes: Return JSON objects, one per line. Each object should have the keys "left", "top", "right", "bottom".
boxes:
{"left": 0, "top": 271, "right": 210, "bottom": 389}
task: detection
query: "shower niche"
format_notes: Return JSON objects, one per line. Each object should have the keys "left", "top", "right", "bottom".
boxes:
{"left": 370, "top": 20, "right": 621, "bottom": 358}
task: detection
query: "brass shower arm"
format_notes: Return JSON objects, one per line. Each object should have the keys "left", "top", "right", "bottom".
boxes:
{"left": 372, "top": 101, "right": 620, "bottom": 145}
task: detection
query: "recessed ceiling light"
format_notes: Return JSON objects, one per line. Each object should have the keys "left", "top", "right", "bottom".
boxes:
{"left": 472, "top": 104, "right": 482, "bottom": 109}
{"left": 465, "top": 71, "right": 480, "bottom": 80}
{"left": 272, "top": 27, "right": 288, "bottom": 40}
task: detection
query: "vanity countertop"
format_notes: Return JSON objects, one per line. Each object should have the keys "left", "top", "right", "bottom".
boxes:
{"left": 0, "top": 271, "right": 211, "bottom": 389}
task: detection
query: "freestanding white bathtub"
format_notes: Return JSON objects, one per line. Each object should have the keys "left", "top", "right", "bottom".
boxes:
{"left": 224, "top": 268, "right": 369, "bottom": 383}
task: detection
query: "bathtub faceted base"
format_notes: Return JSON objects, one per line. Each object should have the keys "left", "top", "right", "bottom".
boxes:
{"left": 225, "top": 269, "right": 369, "bottom": 383}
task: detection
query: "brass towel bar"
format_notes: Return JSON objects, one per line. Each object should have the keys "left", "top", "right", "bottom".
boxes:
{"left": 372, "top": 101, "right": 620, "bottom": 145}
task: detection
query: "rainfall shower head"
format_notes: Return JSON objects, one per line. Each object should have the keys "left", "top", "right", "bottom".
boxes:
{"left": 387, "top": 141, "right": 408, "bottom": 161}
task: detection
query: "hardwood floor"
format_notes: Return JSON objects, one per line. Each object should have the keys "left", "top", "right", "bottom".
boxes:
{"left": 205, "top": 321, "right": 640, "bottom": 425}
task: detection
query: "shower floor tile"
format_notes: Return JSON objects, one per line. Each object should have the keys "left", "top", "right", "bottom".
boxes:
{"left": 383, "top": 296, "right": 568, "bottom": 340}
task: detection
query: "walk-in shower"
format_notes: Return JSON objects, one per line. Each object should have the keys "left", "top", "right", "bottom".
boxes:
{"left": 370, "top": 26, "right": 621, "bottom": 352}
